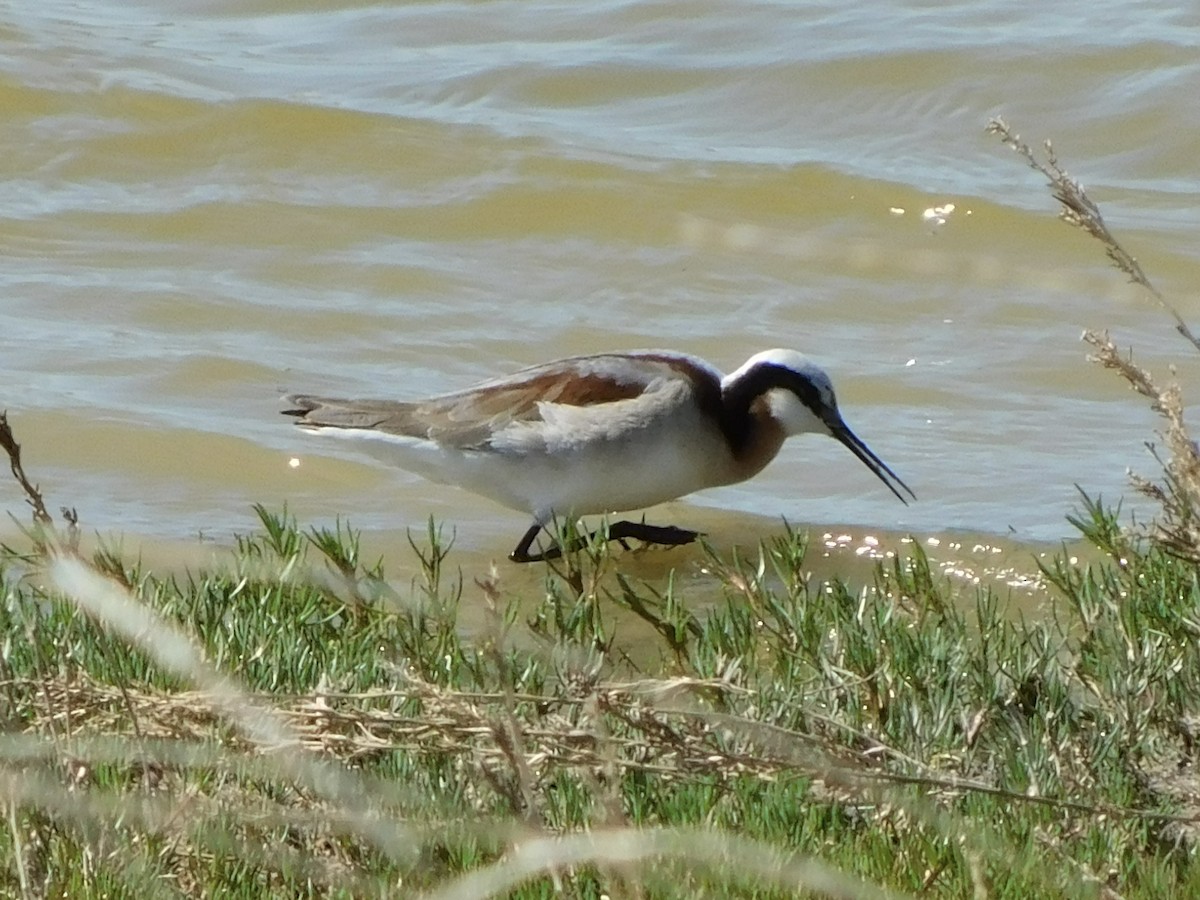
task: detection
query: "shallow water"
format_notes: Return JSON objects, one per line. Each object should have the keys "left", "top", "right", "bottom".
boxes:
{"left": 2, "top": 1, "right": 1197, "bottom": 584}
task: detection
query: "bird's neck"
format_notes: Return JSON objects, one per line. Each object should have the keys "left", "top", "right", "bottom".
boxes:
{"left": 720, "top": 392, "right": 787, "bottom": 479}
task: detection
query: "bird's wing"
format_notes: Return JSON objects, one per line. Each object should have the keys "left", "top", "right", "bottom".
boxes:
{"left": 281, "top": 395, "right": 428, "bottom": 438}
{"left": 284, "top": 352, "right": 722, "bottom": 449}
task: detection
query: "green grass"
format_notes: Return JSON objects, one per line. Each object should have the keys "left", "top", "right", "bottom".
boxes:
{"left": 4, "top": 114, "right": 1193, "bottom": 899}
{"left": 3, "top": 497, "right": 1200, "bottom": 898}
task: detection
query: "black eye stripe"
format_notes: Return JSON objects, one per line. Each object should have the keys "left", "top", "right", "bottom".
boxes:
{"left": 748, "top": 364, "right": 824, "bottom": 414}
{"left": 721, "top": 362, "right": 828, "bottom": 448}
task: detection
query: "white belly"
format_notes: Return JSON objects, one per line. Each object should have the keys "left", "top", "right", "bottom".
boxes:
{"left": 307, "top": 406, "right": 738, "bottom": 523}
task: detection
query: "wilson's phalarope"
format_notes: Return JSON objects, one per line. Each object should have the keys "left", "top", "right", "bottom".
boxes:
{"left": 283, "top": 349, "right": 914, "bottom": 562}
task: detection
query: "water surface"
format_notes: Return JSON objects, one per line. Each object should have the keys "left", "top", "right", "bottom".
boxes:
{"left": 2, "top": 0, "right": 1197, "bottom": 587}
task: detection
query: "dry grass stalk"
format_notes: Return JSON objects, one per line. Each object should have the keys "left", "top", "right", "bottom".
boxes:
{"left": 1085, "top": 332, "right": 1200, "bottom": 561}
{"left": 421, "top": 827, "right": 902, "bottom": 900}
{"left": 989, "top": 118, "right": 1200, "bottom": 559}
{"left": 986, "top": 117, "right": 1200, "bottom": 353}
{"left": 0, "top": 411, "right": 54, "bottom": 531}
{"left": 44, "top": 557, "right": 428, "bottom": 866}
{"left": 0, "top": 413, "right": 425, "bottom": 865}
{"left": 9, "top": 670, "right": 1200, "bottom": 832}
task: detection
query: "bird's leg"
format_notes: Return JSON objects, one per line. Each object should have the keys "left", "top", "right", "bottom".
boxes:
{"left": 509, "top": 523, "right": 549, "bottom": 563}
{"left": 508, "top": 520, "right": 700, "bottom": 564}
{"left": 508, "top": 518, "right": 587, "bottom": 563}
{"left": 606, "top": 521, "right": 700, "bottom": 550}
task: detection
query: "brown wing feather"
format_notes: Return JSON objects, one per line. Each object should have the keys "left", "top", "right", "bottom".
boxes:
{"left": 284, "top": 352, "right": 722, "bottom": 449}
{"left": 414, "top": 363, "right": 656, "bottom": 447}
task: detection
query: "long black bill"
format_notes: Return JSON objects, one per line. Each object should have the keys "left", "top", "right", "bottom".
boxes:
{"left": 829, "top": 419, "right": 916, "bottom": 504}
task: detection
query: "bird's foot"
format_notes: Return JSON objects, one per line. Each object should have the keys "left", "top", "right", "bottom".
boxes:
{"left": 508, "top": 520, "right": 700, "bottom": 563}
{"left": 606, "top": 521, "right": 699, "bottom": 549}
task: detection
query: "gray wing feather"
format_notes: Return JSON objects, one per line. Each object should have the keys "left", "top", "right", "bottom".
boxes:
{"left": 283, "top": 395, "right": 425, "bottom": 435}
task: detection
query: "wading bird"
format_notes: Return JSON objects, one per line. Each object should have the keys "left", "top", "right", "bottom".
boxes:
{"left": 283, "top": 348, "right": 914, "bottom": 562}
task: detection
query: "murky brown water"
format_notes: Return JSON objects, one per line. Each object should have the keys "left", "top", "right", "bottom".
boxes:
{"left": 2, "top": 1, "right": 1197, "bottom": 596}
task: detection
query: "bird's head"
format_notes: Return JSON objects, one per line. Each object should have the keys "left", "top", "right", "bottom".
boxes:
{"left": 722, "top": 348, "right": 915, "bottom": 504}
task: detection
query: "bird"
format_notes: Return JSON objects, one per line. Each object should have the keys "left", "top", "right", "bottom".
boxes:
{"left": 282, "top": 348, "right": 915, "bottom": 563}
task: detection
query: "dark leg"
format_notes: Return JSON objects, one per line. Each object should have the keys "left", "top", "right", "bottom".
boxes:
{"left": 508, "top": 520, "right": 700, "bottom": 564}
{"left": 509, "top": 523, "right": 545, "bottom": 563}
{"left": 606, "top": 521, "right": 699, "bottom": 549}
